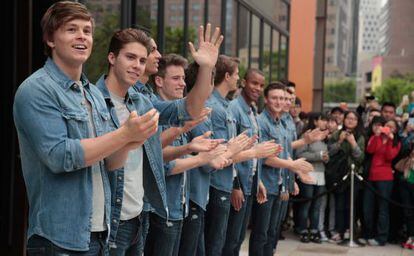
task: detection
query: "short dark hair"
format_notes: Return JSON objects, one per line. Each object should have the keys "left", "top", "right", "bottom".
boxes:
{"left": 244, "top": 68, "right": 265, "bottom": 81}
{"left": 41, "top": 1, "right": 94, "bottom": 57}
{"left": 264, "top": 81, "right": 286, "bottom": 97}
{"left": 295, "top": 97, "right": 302, "bottom": 107}
{"left": 280, "top": 78, "right": 296, "bottom": 88}
{"left": 381, "top": 102, "right": 396, "bottom": 111}
{"left": 156, "top": 54, "right": 188, "bottom": 78}
{"left": 214, "top": 55, "right": 240, "bottom": 85}
{"left": 330, "top": 106, "right": 344, "bottom": 114}
{"left": 108, "top": 28, "right": 151, "bottom": 56}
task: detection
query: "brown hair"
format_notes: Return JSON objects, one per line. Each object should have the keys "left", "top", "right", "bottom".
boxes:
{"left": 264, "top": 81, "right": 286, "bottom": 97}
{"left": 156, "top": 54, "right": 188, "bottom": 78}
{"left": 214, "top": 55, "right": 240, "bottom": 85}
{"left": 41, "top": 1, "right": 94, "bottom": 57}
{"left": 108, "top": 28, "right": 151, "bottom": 56}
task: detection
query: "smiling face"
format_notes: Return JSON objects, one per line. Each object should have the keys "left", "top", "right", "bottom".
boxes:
{"left": 242, "top": 71, "right": 265, "bottom": 104}
{"left": 47, "top": 19, "right": 93, "bottom": 67}
{"left": 145, "top": 39, "right": 162, "bottom": 75}
{"left": 156, "top": 65, "right": 186, "bottom": 100}
{"left": 265, "top": 89, "right": 285, "bottom": 116}
{"left": 108, "top": 42, "right": 147, "bottom": 89}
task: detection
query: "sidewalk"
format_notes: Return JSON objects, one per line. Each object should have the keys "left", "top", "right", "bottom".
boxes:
{"left": 239, "top": 230, "right": 413, "bottom": 256}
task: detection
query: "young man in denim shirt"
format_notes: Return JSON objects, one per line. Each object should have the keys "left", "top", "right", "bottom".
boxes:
{"left": 13, "top": 2, "right": 158, "bottom": 255}
{"left": 222, "top": 69, "right": 281, "bottom": 255}
{"left": 145, "top": 54, "right": 227, "bottom": 256}
{"left": 250, "top": 82, "right": 317, "bottom": 256}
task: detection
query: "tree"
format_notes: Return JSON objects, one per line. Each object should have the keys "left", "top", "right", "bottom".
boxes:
{"left": 373, "top": 74, "right": 414, "bottom": 105}
{"left": 323, "top": 79, "right": 356, "bottom": 103}
{"left": 84, "top": 12, "right": 119, "bottom": 83}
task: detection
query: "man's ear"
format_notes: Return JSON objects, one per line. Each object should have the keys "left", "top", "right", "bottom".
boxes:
{"left": 240, "top": 79, "right": 246, "bottom": 88}
{"left": 108, "top": 52, "right": 116, "bottom": 66}
{"left": 154, "top": 75, "right": 164, "bottom": 89}
{"left": 46, "top": 39, "right": 55, "bottom": 49}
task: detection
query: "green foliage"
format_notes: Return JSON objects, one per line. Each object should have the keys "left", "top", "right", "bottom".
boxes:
{"left": 373, "top": 74, "right": 414, "bottom": 105}
{"left": 323, "top": 79, "right": 356, "bottom": 103}
{"left": 84, "top": 12, "right": 119, "bottom": 83}
{"left": 164, "top": 26, "right": 197, "bottom": 55}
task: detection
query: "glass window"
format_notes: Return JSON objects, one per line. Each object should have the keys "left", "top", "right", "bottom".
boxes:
{"left": 262, "top": 23, "right": 271, "bottom": 83}
{"left": 237, "top": 6, "right": 250, "bottom": 73}
{"left": 83, "top": 0, "right": 121, "bottom": 83}
{"left": 270, "top": 30, "right": 280, "bottom": 81}
{"left": 250, "top": 15, "right": 260, "bottom": 69}
{"left": 164, "top": 0, "right": 185, "bottom": 54}
{"left": 279, "top": 35, "right": 287, "bottom": 79}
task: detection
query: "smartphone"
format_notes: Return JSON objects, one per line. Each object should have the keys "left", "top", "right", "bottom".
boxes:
{"left": 408, "top": 118, "right": 414, "bottom": 126}
{"left": 380, "top": 126, "right": 391, "bottom": 135}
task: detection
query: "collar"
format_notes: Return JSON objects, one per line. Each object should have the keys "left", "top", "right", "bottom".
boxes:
{"left": 95, "top": 74, "right": 134, "bottom": 105}
{"left": 212, "top": 89, "right": 229, "bottom": 108}
{"left": 44, "top": 57, "right": 89, "bottom": 91}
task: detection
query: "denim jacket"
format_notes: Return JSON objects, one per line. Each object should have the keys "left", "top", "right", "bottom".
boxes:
{"left": 281, "top": 113, "right": 296, "bottom": 192}
{"left": 258, "top": 108, "right": 289, "bottom": 195}
{"left": 228, "top": 96, "right": 261, "bottom": 196}
{"left": 96, "top": 76, "right": 189, "bottom": 246}
{"left": 188, "top": 119, "right": 214, "bottom": 210}
{"left": 160, "top": 124, "right": 191, "bottom": 221}
{"left": 208, "top": 90, "right": 237, "bottom": 193}
{"left": 13, "top": 58, "right": 112, "bottom": 251}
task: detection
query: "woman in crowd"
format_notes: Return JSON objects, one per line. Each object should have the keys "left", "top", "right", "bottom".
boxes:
{"left": 327, "top": 111, "right": 365, "bottom": 243}
{"left": 296, "top": 112, "right": 329, "bottom": 243}
{"left": 362, "top": 119, "right": 401, "bottom": 246}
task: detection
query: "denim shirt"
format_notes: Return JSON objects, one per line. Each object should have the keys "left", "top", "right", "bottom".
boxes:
{"left": 208, "top": 90, "right": 237, "bottom": 193}
{"left": 160, "top": 123, "right": 191, "bottom": 221}
{"left": 96, "top": 76, "right": 189, "bottom": 246}
{"left": 281, "top": 113, "right": 296, "bottom": 192}
{"left": 258, "top": 108, "right": 288, "bottom": 195}
{"left": 228, "top": 96, "right": 261, "bottom": 196}
{"left": 188, "top": 119, "right": 214, "bottom": 210}
{"left": 13, "top": 58, "right": 112, "bottom": 251}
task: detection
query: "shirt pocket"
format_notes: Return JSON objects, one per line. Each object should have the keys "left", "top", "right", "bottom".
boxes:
{"left": 61, "top": 109, "right": 89, "bottom": 138}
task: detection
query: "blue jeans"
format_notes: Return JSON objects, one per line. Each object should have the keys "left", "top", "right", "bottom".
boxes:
{"left": 272, "top": 198, "right": 288, "bottom": 250}
{"left": 222, "top": 194, "right": 253, "bottom": 256}
{"left": 249, "top": 194, "right": 279, "bottom": 256}
{"left": 144, "top": 213, "right": 183, "bottom": 256}
{"left": 362, "top": 180, "right": 393, "bottom": 243}
{"left": 179, "top": 201, "right": 205, "bottom": 256}
{"left": 204, "top": 187, "right": 231, "bottom": 256}
{"left": 109, "top": 215, "right": 143, "bottom": 256}
{"left": 297, "top": 184, "right": 326, "bottom": 233}
{"left": 27, "top": 233, "right": 108, "bottom": 256}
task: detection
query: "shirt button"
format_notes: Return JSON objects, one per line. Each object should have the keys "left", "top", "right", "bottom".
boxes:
{"left": 118, "top": 176, "right": 122, "bottom": 181}
{"left": 116, "top": 198, "right": 121, "bottom": 203}
{"left": 112, "top": 219, "right": 117, "bottom": 223}
{"left": 74, "top": 84, "right": 78, "bottom": 89}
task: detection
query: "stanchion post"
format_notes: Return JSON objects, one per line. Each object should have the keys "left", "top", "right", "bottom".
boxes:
{"left": 340, "top": 164, "right": 364, "bottom": 247}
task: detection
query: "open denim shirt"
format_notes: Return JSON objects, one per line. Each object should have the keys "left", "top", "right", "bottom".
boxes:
{"left": 13, "top": 58, "right": 113, "bottom": 251}
{"left": 96, "top": 76, "right": 190, "bottom": 247}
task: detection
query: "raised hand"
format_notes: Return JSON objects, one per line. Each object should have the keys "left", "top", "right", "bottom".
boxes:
{"left": 188, "top": 23, "right": 224, "bottom": 68}
{"left": 188, "top": 131, "right": 223, "bottom": 153}
{"left": 208, "top": 154, "right": 232, "bottom": 170}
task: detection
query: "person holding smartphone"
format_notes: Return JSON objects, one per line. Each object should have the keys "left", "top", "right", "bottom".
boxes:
{"left": 362, "top": 119, "right": 401, "bottom": 246}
